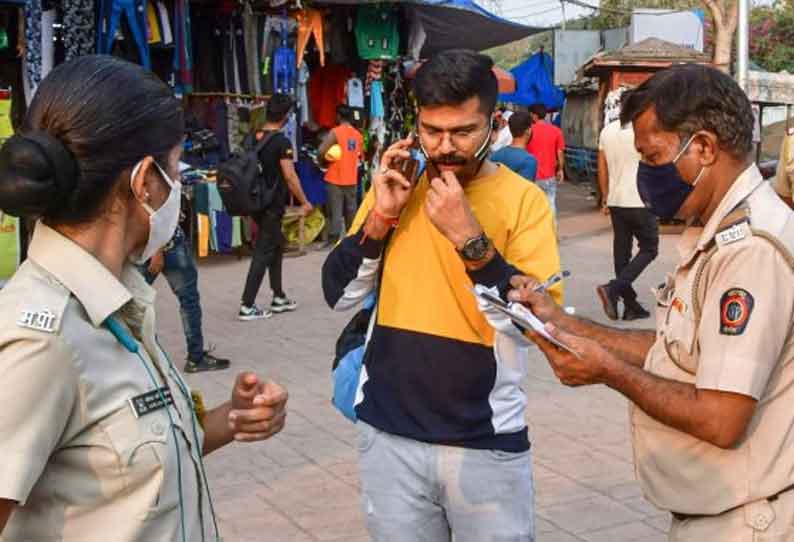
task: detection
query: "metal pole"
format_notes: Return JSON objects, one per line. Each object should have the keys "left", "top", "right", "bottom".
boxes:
{"left": 561, "top": 0, "right": 567, "bottom": 31}
{"left": 737, "top": 0, "right": 750, "bottom": 90}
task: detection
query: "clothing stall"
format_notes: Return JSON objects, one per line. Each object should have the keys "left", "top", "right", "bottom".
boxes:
{"left": 10, "top": 0, "right": 539, "bottom": 259}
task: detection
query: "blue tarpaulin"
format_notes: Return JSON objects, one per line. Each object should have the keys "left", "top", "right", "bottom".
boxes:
{"left": 500, "top": 52, "right": 565, "bottom": 111}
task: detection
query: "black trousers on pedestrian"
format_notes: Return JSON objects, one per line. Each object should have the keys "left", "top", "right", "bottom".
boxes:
{"left": 609, "top": 207, "right": 659, "bottom": 302}
{"left": 242, "top": 210, "right": 286, "bottom": 306}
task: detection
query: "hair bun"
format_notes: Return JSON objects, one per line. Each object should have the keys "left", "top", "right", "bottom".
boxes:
{"left": 0, "top": 131, "right": 78, "bottom": 217}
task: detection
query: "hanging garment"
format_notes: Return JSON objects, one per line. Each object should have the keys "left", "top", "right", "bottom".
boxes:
{"left": 242, "top": 9, "right": 261, "bottom": 95}
{"left": 172, "top": 0, "right": 193, "bottom": 93}
{"left": 283, "top": 111, "right": 298, "bottom": 160}
{"left": 308, "top": 63, "right": 350, "bottom": 129}
{"left": 370, "top": 80, "right": 384, "bottom": 119}
{"left": 156, "top": 1, "right": 173, "bottom": 44}
{"left": 232, "top": 15, "right": 248, "bottom": 94}
{"left": 261, "top": 16, "right": 297, "bottom": 95}
{"left": 328, "top": 8, "right": 356, "bottom": 65}
{"left": 365, "top": 59, "right": 384, "bottom": 93}
{"left": 40, "top": 8, "right": 54, "bottom": 81}
{"left": 347, "top": 77, "right": 364, "bottom": 109}
{"left": 97, "top": 0, "right": 150, "bottom": 69}
{"left": 63, "top": 0, "right": 95, "bottom": 61}
{"left": 146, "top": 2, "right": 161, "bottom": 44}
{"left": 295, "top": 8, "right": 323, "bottom": 68}
{"left": 23, "top": 1, "right": 56, "bottom": 97}
{"left": 197, "top": 213, "right": 210, "bottom": 257}
{"left": 297, "top": 63, "right": 311, "bottom": 125}
{"left": 273, "top": 22, "right": 296, "bottom": 95}
{"left": 407, "top": 12, "right": 426, "bottom": 60}
{"left": 355, "top": 5, "right": 399, "bottom": 60}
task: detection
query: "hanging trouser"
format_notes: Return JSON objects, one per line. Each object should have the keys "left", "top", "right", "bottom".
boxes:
{"left": 261, "top": 16, "right": 296, "bottom": 95}
{"left": 63, "top": 0, "right": 95, "bottom": 61}
{"left": 295, "top": 8, "right": 324, "bottom": 68}
{"left": 172, "top": 0, "right": 193, "bottom": 93}
{"left": 243, "top": 10, "right": 260, "bottom": 96}
{"left": 97, "top": 0, "right": 150, "bottom": 69}
{"left": 233, "top": 14, "right": 248, "bottom": 94}
{"left": 24, "top": 0, "right": 42, "bottom": 94}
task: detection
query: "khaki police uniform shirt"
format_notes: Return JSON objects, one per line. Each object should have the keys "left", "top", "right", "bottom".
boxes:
{"left": 631, "top": 165, "right": 794, "bottom": 517}
{"left": 0, "top": 224, "right": 215, "bottom": 541}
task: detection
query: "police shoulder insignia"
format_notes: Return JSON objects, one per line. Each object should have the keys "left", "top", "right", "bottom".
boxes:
{"left": 719, "top": 289, "right": 755, "bottom": 336}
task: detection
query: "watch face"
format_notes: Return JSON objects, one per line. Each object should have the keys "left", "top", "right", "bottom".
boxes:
{"left": 463, "top": 235, "right": 489, "bottom": 260}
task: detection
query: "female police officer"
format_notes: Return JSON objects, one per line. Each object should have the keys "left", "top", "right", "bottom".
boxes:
{"left": 0, "top": 56, "right": 288, "bottom": 541}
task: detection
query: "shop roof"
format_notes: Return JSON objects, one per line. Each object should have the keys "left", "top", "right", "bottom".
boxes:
{"left": 582, "top": 38, "right": 711, "bottom": 77}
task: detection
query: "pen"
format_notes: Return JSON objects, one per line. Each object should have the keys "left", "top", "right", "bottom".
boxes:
{"left": 533, "top": 270, "right": 571, "bottom": 293}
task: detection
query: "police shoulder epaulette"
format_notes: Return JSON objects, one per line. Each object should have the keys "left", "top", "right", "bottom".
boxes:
{"left": 714, "top": 206, "right": 752, "bottom": 248}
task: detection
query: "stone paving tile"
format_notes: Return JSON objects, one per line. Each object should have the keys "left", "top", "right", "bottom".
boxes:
{"left": 539, "top": 495, "right": 647, "bottom": 535}
{"left": 148, "top": 188, "right": 681, "bottom": 541}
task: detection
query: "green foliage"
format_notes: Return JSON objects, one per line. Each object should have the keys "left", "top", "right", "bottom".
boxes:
{"left": 750, "top": 1, "right": 794, "bottom": 73}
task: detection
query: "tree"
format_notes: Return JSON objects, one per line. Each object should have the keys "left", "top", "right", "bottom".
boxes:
{"left": 701, "top": 0, "right": 738, "bottom": 71}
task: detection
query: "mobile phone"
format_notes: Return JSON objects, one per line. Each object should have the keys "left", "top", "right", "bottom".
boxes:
{"left": 397, "top": 137, "right": 427, "bottom": 185}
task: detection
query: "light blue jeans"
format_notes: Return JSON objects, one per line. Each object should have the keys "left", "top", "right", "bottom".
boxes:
{"left": 357, "top": 422, "right": 535, "bottom": 542}
{"left": 536, "top": 178, "right": 559, "bottom": 221}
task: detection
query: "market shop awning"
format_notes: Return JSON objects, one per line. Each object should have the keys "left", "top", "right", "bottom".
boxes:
{"left": 316, "top": 0, "right": 544, "bottom": 57}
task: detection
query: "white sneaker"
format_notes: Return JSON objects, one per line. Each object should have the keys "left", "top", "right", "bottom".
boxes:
{"left": 238, "top": 304, "right": 273, "bottom": 321}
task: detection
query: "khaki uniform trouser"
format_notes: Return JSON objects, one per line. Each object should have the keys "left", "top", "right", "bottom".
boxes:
{"left": 670, "top": 488, "right": 794, "bottom": 541}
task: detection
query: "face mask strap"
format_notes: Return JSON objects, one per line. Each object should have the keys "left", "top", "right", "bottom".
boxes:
{"left": 673, "top": 133, "right": 697, "bottom": 164}
{"left": 131, "top": 159, "right": 179, "bottom": 215}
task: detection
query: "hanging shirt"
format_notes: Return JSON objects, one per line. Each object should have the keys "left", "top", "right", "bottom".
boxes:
{"left": 347, "top": 77, "right": 364, "bottom": 109}
{"left": 309, "top": 64, "right": 351, "bottom": 129}
{"left": 355, "top": 5, "right": 399, "bottom": 60}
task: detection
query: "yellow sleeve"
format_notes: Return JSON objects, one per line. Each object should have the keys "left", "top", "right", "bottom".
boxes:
{"left": 504, "top": 185, "right": 563, "bottom": 305}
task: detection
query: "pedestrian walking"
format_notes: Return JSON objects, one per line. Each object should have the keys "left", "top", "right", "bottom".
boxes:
{"left": 140, "top": 214, "right": 231, "bottom": 372}
{"left": 323, "top": 49, "right": 561, "bottom": 542}
{"left": 492, "top": 111, "right": 538, "bottom": 182}
{"left": 318, "top": 105, "right": 364, "bottom": 245}
{"left": 509, "top": 64, "right": 794, "bottom": 542}
{"left": 238, "top": 94, "right": 313, "bottom": 321}
{"left": 596, "top": 119, "right": 659, "bottom": 321}
{"left": 0, "top": 55, "right": 288, "bottom": 542}
{"left": 526, "top": 103, "right": 565, "bottom": 219}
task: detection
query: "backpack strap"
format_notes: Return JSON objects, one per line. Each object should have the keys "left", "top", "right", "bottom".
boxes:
{"left": 252, "top": 130, "right": 278, "bottom": 155}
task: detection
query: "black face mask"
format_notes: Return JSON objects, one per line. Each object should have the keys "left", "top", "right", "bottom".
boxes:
{"left": 636, "top": 135, "right": 705, "bottom": 220}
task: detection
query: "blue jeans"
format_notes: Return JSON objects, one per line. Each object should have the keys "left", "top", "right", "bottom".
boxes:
{"left": 141, "top": 228, "right": 205, "bottom": 361}
{"left": 536, "top": 178, "right": 558, "bottom": 221}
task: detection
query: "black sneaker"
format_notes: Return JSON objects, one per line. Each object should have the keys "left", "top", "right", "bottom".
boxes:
{"left": 238, "top": 304, "right": 273, "bottom": 321}
{"left": 184, "top": 351, "right": 231, "bottom": 373}
{"left": 623, "top": 302, "right": 651, "bottom": 321}
{"left": 271, "top": 296, "right": 298, "bottom": 313}
{"left": 596, "top": 284, "right": 620, "bottom": 321}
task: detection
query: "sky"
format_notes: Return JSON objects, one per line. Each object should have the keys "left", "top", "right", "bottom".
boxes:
{"left": 497, "top": 0, "right": 595, "bottom": 29}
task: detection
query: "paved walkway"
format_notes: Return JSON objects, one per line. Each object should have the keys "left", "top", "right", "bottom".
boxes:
{"left": 153, "top": 184, "right": 677, "bottom": 541}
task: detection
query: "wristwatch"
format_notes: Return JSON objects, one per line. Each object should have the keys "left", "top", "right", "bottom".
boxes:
{"left": 459, "top": 232, "right": 492, "bottom": 261}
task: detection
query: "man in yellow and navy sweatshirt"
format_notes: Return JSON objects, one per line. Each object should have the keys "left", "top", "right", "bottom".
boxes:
{"left": 322, "top": 49, "right": 560, "bottom": 542}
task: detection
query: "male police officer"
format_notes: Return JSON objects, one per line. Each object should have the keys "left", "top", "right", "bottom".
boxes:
{"left": 507, "top": 65, "right": 794, "bottom": 540}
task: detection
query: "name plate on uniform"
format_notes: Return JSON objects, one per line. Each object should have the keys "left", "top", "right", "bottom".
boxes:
{"left": 128, "top": 387, "right": 174, "bottom": 418}
{"left": 17, "top": 309, "right": 56, "bottom": 333}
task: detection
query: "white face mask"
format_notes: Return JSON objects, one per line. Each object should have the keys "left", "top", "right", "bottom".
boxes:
{"left": 129, "top": 160, "right": 182, "bottom": 265}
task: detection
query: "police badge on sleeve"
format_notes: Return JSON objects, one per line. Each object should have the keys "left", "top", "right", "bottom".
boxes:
{"left": 719, "top": 288, "right": 755, "bottom": 336}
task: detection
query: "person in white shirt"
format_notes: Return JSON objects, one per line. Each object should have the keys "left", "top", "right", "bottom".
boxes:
{"left": 596, "top": 120, "right": 659, "bottom": 321}
{"left": 491, "top": 110, "right": 513, "bottom": 152}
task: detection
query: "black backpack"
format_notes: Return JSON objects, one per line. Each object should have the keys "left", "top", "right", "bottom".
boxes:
{"left": 217, "top": 132, "right": 279, "bottom": 216}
